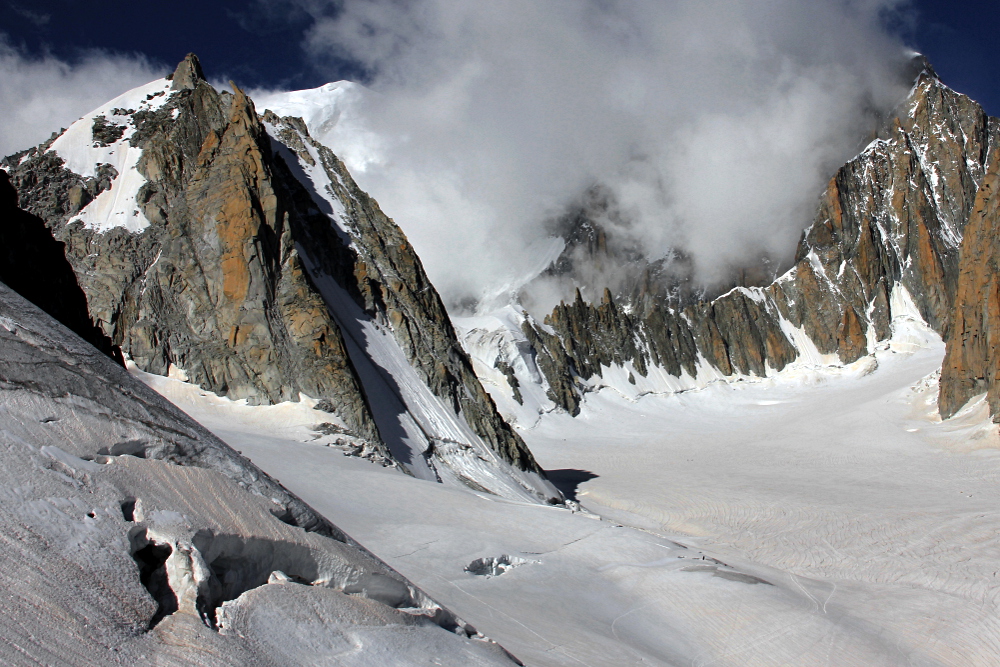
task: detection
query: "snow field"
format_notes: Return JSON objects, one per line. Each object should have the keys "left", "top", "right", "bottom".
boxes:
{"left": 524, "top": 338, "right": 1000, "bottom": 665}
{"left": 136, "top": 312, "right": 1000, "bottom": 665}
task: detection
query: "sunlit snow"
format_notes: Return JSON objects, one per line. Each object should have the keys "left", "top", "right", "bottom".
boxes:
{"left": 48, "top": 78, "right": 172, "bottom": 233}
{"left": 133, "top": 292, "right": 1000, "bottom": 666}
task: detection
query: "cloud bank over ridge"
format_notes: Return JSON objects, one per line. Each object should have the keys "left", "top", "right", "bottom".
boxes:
{"left": 0, "top": 39, "right": 163, "bottom": 159}
{"left": 283, "top": 0, "right": 914, "bottom": 312}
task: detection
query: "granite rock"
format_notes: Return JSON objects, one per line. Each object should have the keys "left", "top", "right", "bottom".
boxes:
{"left": 2, "top": 54, "right": 550, "bottom": 495}
{"left": 938, "top": 147, "right": 1000, "bottom": 419}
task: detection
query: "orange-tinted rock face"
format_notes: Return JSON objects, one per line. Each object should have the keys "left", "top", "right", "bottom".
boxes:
{"left": 837, "top": 306, "right": 868, "bottom": 363}
{"left": 129, "top": 62, "right": 388, "bottom": 452}
{"left": 939, "top": 148, "right": 1000, "bottom": 419}
{"left": 3, "top": 54, "right": 546, "bottom": 478}
{"left": 2, "top": 55, "right": 386, "bottom": 453}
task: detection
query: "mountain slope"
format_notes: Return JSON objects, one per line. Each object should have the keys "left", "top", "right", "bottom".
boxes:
{"left": 0, "top": 280, "right": 519, "bottom": 666}
{"left": 254, "top": 58, "right": 1000, "bottom": 435}
{"left": 2, "top": 55, "right": 559, "bottom": 503}
{"left": 0, "top": 169, "right": 120, "bottom": 362}
{"left": 938, "top": 144, "right": 1000, "bottom": 417}
{"left": 455, "top": 60, "right": 1000, "bottom": 427}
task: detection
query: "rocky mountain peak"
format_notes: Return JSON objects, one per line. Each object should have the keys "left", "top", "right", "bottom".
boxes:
{"left": 471, "top": 56, "right": 1000, "bottom": 429}
{"left": 907, "top": 52, "right": 939, "bottom": 84}
{"left": 1, "top": 55, "right": 560, "bottom": 503}
{"left": 169, "top": 52, "right": 207, "bottom": 91}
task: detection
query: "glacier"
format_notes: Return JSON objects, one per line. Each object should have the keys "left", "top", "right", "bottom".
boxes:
{"left": 136, "top": 304, "right": 1000, "bottom": 666}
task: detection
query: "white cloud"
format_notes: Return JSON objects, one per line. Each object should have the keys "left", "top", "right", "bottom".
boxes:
{"left": 0, "top": 39, "right": 163, "bottom": 159}
{"left": 286, "top": 0, "right": 913, "bottom": 312}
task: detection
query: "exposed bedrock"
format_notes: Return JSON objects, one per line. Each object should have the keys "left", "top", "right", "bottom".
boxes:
{"left": 520, "top": 61, "right": 1000, "bottom": 417}
{"left": 939, "top": 147, "right": 1000, "bottom": 419}
{"left": 2, "top": 53, "right": 546, "bottom": 481}
{"left": 262, "top": 110, "right": 541, "bottom": 474}
{"left": 3, "top": 55, "right": 384, "bottom": 455}
{"left": 0, "top": 170, "right": 120, "bottom": 361}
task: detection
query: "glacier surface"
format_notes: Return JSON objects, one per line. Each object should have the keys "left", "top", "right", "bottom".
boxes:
{"left": 137, "top": 303, "right": 1000, "bottom": 665}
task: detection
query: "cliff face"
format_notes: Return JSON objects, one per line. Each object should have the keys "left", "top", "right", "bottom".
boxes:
{"left": 938, "top": 148, "right": 1000, "bottom": 418}
{"left": 5, "top": 56, "right": 386, "bottom": 456}
{"left": 2, "top": 55, "right": 556, "bottom": 502}
{"left": 504, "top": 63, "right": 1000, "bottom": 417}
{"left": 0, "top": 170, "right": 120, "bottom": 362}
{"left": 263, "top": 112, "right": 537, "bottom": 472}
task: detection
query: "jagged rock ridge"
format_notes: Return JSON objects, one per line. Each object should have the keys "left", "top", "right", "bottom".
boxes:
{"left": 504, "top": 61, "right": 1000, "bottom": 417}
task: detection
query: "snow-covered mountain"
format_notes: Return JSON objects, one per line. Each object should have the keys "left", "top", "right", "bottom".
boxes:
{"left": 5, "top": 51, "right": 1000, "bottom": 666}
{"left": 258, "top": 57, "right": 1000, "bottom": 435}
{"left": 2, "top": 54, "right": 559, "bottom": 505}
{"left": 355, "top": 58, "right": 1000, "bottom": 435}
{"left": 487, "top": 58, "right": 1000, "bottom": 428}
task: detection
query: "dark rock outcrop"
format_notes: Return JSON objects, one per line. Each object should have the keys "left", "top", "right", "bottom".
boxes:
{"left": 0, "top": 170, "right": 120, "bottom": 362}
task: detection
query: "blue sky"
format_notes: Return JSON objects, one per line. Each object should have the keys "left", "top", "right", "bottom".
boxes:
{"left": 900, "top": 1, "right": 1000, "bottom": 115}
{"left": 0, "top": 1, "right": 997, "bottom": 113}
{"left": 0, "top": 0, "right": 344, "bottom": 90}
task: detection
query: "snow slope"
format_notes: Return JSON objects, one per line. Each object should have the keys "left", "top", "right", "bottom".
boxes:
{"left": 255, "top": 81, "right": 385, "bottom": 175}
{"left": 48, "top": 78, "right": 173, "bottom": 232}
{"left": 138, "top": 306, "right": 1000, "bottom": 666}
{"left": 523, "top": 348, "right": 1000, "bottom": 666}
{"left": 0, "top": 282, "right": 519, "bottom": 666}
{"left": 453, "top": 306, "right": 560, "bottom": 428}
{"left": 262, "top": 117, "right": 559, "bottom": 504}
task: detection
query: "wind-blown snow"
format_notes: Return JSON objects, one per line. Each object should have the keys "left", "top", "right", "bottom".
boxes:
{"left": 255, "top": 82, "right": 386, "bottom": 176}
{"left": 48, "top": 78, "right": 172, "bottom": 233}
{"left": 254, "top": 0, "right": 914, "bottom": 312}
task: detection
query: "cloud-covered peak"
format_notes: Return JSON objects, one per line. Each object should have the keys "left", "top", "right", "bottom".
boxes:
{"left": 281, "top": 0, "right": 914, "bottom": 312}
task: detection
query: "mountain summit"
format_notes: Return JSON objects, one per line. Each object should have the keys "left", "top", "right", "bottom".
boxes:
{"left": 4, "top": 51, "right": 1000, "bottom": 666}
{"left": 2, "top": 54, "right": 560, "bottom": 504}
